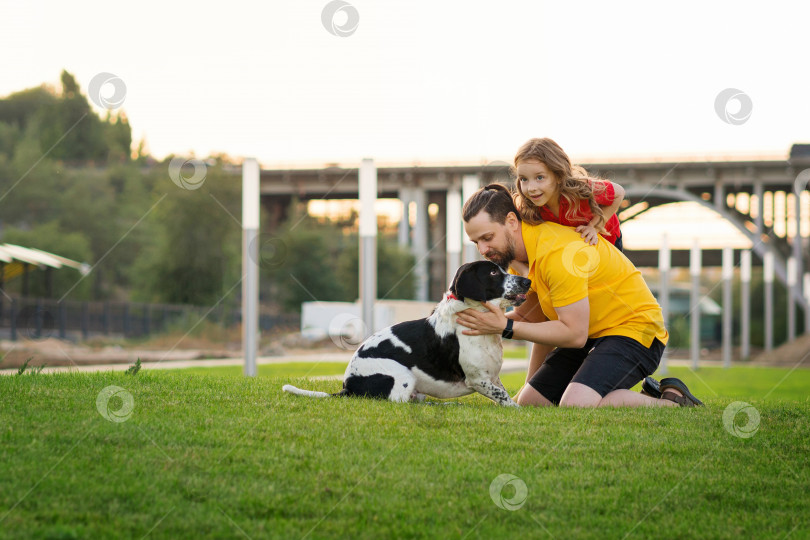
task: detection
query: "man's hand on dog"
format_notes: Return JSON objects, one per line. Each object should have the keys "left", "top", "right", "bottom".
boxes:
{"left": 456, "top": 303, "right": 508, "bottom": 336}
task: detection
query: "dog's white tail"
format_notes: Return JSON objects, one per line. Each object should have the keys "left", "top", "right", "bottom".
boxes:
{"left": 282, "top": 384, "right": 331, "bottom": 398}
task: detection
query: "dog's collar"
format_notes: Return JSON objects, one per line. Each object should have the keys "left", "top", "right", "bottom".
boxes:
{"left": 445, "top": 292, "right": 460, "bottom": 301}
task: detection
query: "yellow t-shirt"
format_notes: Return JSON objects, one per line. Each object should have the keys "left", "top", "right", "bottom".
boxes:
{"left": 512, "top": 221, "right": 668, "bottom": 347}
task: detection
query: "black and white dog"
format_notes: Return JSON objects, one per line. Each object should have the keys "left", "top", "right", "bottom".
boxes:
{"left": 283, "top": 261, "right": 531, "bottom": 406}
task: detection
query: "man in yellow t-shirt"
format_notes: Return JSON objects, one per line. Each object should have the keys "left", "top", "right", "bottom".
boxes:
{"left": 456, "top": 184, "right": 702, "bottom": 408}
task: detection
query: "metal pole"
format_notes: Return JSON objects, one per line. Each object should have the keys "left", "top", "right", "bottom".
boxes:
{"left": 805, "top": 273, "right": 810, "bottom": 334}
{"left": 413, "top": 187, "right": 429, "bottom": 301}
{"left": 787, "top": 257, "right": 796, "bottom": 342}
{"left": 10, "top": 297, "right": 16, "bottom": 341}
{"left": 446, "top": 185, "right": 462, "bottom": 287}
{"left": 741, "top": 250, "right": 751, "bottom": 359}
{"left": 0, "top": 264, "right": 4, "bottom": 322}
{"left": 722, "top": 247, "right": 733, "bottom": 368}
{"left": 793, "top": 192, "right": 803, "bottom": 294}
{"left": 359, "top": 158, "right": 377, "bottom": 338}
{"left": 462, "top": 174, "right": 480, "bottom": 263}
{"left": 659, "top": 233, "right": 670, "bottom": 375}
{"left": 764, "top": 251, "right": 774, "bottom": 352}
{"left": 398, "top": 186, "right": 411, "bottom": 249}
{"left": 242, "top": 158, "right": 260, "bottom": 377}
{"left": 690, "top": 239, "right": 701, "bottom": 369}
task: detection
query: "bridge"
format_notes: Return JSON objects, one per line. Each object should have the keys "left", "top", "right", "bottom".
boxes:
{"left": 253, "top": 146, "right": 810, "bottom": 357}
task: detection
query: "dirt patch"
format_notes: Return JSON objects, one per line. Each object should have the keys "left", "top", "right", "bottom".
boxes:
{"left": 0, "top": 338, "right": 238, "bottom": 370}
{"left": 750, "top": 333, "right": 810, "bottom": 367}
{"left": 0, "top": 331, "right": 346, "bottom": 370}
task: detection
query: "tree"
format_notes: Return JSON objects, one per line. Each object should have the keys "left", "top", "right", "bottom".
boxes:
{"left": 104, "top": 111, "right": 132, "bottom": 162}
{"left": 130, "top": 158, "right": 241, "bottom": 305}
{"left": 263, "top": 202, "right": 349, "bottom": 312}
{"left": 336, "top": 235, "right": 417, "bottom": 300}
{"left": 0, "top": 70, "right": 126, "bottom": 164}
{"left": 0, "top": 86, "right": 56, "bottom": 131}
{"left": 60, "top": 70, "right": 80, "bottom": 97}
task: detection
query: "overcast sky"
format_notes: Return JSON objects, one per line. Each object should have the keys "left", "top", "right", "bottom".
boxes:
{"left": 3, "top": 0, "right": 809, "bottom": 168}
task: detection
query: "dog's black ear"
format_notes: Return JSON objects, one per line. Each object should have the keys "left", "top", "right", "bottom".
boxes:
{"left": 449, "top": 263, "right": 472, "bottom": 300}
{"left": 450, "top": 263, "right": 486, "bottom": 302}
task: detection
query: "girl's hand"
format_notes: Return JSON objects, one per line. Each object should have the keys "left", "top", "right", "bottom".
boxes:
{"left": 575, "top": 225, "right": 599, "bottom": 245}
{"left": 455, "top": 303, "right": 508, "bottom": 336}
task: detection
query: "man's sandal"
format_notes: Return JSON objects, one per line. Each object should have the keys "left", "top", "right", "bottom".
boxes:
{"left": 640, "top": 376, "right": 662, "bottom": 398}
{"left": 659, "top": 377, "right": 703, "bottom": 407}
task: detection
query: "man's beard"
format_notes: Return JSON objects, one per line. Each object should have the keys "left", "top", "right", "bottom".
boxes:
{"left": 485, "top": 237, "right": 516, "bottom": 269}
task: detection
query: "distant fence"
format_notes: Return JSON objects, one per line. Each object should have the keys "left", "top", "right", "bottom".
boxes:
{"left": 0, "top": 296, "right": 300, "bottom": 341}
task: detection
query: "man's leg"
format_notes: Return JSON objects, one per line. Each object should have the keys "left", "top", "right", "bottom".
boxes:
{"left": 515, "top": 383, "right": 554, "bottom": 406}
{"left": 599, "top": 388, "right": 679, "bottom": 407}
{"left": 517, "top": 342, "right": 592, "bottom": 407}
{"left": 559, "top": 337, "right": 673, "bottom": 408}
{"left": 560, "top": 383, "right": 682, "bottom": 408}
{"left": 559, "top": 382, "right": 602, "bottom": 407}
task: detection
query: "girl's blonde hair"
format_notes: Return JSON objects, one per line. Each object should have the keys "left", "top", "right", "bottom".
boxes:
{"left": 513, "top": 137, "right": 610, "bottom": 235}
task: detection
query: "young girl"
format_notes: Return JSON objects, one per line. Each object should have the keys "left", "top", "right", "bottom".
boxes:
{"left": 513, "top": 137, "right": 625, "bottom": 250}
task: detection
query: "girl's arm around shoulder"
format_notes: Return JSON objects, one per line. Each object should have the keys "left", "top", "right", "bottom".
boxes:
{"left": 608, "top": 180, "right": 625, "bottom": 208}
{"left": 577, "top": 180, "right": 626, "bottom": 244}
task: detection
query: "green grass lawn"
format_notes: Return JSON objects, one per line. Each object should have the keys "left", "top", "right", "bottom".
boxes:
{"left": 164, "top": 360, "right": 810, "bottom": 403}
{"left": 1, "top": 366, "right": 808, "bottom": 539}
{"left": 163, "top": 362, "right": 348, "bottom": 378}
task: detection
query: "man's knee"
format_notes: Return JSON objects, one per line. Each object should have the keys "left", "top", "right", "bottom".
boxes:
{"left": 558, "top": 382, "right": 602, "bottom": 407}
{"left": 516, "top": 384, "right": 553, "bottom": 407}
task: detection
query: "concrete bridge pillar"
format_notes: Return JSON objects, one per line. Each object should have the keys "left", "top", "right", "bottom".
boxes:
{"left": 754, "top": 181, "right": 764, "bottom": 234}
{"left": 658, "top": 234, "right": 671, "bottom": 374}
{"left": 764, "top": 251, "right": 774, "bottom": 351}
{"left": 412, "top": 186, "right": 429, "bottom": 301}
{"left": 462, "top": 174, "right": 481, "bottom": 263}
{"left": 446, "top": 183, "right": 462, "bottom": 288}
{"left": 792, "top": 190, "right": 803, "bottom": 297}
{"left": 714, "top": 178, "right": 724, "bottom": 212}
{"left": 805, "top": 273, "right": 810, "bottom": 333}
{"left": 741, "top": 250, "right": 752, "bottom": 359}
{"left": 398, "top": 186, "right": 412, "bottom": 249}
{"left": 690, "top": 240, "right": 701, "bottom": 367}
{"left": 787, "top": 257, "right": 797, "bottom": 342}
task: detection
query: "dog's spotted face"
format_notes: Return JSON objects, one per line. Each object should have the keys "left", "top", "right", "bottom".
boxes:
{"left": 449, "top": 261, "right": 531, "bottom": 307}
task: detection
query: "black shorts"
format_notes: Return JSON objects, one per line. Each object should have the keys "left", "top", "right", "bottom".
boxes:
{"left": 614, "top": 234, "right": 623, "bottom": 252}
{"left": 527, "top": 336, "right": 664, "bottom": 404}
